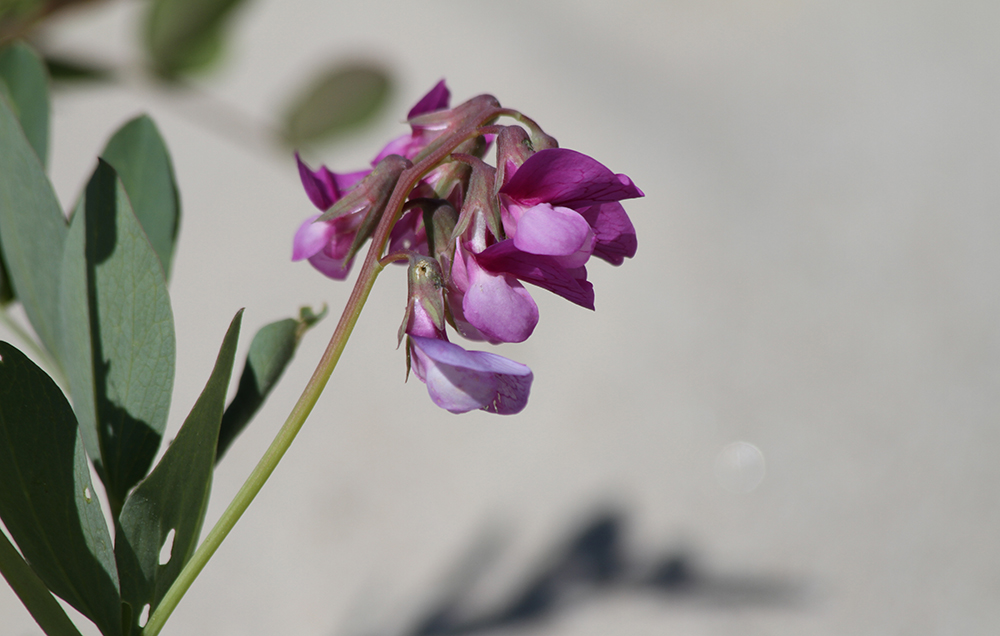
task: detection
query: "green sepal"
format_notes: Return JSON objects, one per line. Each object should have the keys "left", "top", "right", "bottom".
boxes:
{"left": 216, "top": 305, "right": 326, "bottom": 462}
{"left": 59, "top": 159, "right": 176, "bottom": 517}
{"left": 0, "top": 342, "right": 122, "bottom": 636}
{"left": 114, "top": 310, "right": 242, "bottom": 636}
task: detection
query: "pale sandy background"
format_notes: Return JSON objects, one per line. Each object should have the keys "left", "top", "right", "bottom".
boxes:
{"left": 3, "top": 1, "right": 1000, "bottom": 634}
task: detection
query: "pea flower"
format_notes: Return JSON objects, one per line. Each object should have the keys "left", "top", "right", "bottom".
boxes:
{"left": 402, "top": 256, "right": 532, "bottom": 414}
{"left": 292, "top": 81, "right": 452, "bottom": 279}
{"left": 453, "top": 147, "right": 643, "bottom": 342}
{"left": 291, "top": 82, "right": 641, "bottom": 415}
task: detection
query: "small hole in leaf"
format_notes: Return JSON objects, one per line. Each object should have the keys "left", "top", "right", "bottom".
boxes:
{"left": 83, "top": 487, "right": 92, "bottom": 502}
{"left": 138, "top": 604, "right": 150, "bottom": 627}
{"left": 159, "top": 529, "right": 175, "bottom": 566}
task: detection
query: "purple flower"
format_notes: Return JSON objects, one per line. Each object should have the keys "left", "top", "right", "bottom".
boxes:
{"left": 292, "top": 155, "right": 409, "bottom": 279}
{"left": 373, "top": 79, "right": 451, "bottom": 164}
{"left": 401, "top": 255, "right": 533, "bottom": 415}
{"left": 451, "top": 147, "right": 642, "bottom": 341}
{"left": 293, "top": 82, "right": 451, "bottom": 278}
{"left": 470, "top": 148, "right": 642, "bottom": 311}
{"left": 448, "top": 244, "right": 539, "bottom": 343}
{"left": 498, "top": 148, "right": 643, "bottom": 267}
{"left": 408, "top": 336, "right": 532, "bottom": 414}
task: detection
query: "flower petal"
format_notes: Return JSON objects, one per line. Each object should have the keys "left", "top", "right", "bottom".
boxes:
{"left": 477, "top": 241, "right": 595, "bottom": 309}
{"left": 577, "top": 201, "right": 638, "bottom": 265}
{"left": 499, "top": 148, "right": 644, "bottom": 207}
{"left": 296, "top": 153, "right": 366, "bottom": 210}
{"left": 512, "top": 203, "right": 595, "bottom": 267}
{"left": 462, "top": 257, "right": 539, "bottom": 343}
{"left": 307, "top": 251, "right": 354, "bottom": 280}
{"left": 292, "top": 215, "right": 336, "bottom": 260}
{"left": 409, "top": 336, "right": 532, "bottom": 414}
{"left": 408, "top": 80, "right": 450, "bottom": 119}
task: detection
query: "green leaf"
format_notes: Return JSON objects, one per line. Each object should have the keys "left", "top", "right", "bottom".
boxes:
{"left": 216, "top": 304, "right": 326, "bottom": 462}
{"left": 0, "top": 91, "right": 67, "bottom": 353}
{"left": 100, "top": 115, "right": 181, "bottom": 279}
{"left": 144, "top": 0, "right": 248, "bottom": 77}
{"left": 0, "top": 530, "right": 84, "bottom": 636}
{"left": 115, "top": 310, "right": 242, "bottom": 636}
{"left": 282, "top": 63, "right": 392, "bottom": 147}
{"left": 59, "top": 160, "right": 176, "bottom": 517}
{"left": 0, "top": 342, "right": 122, "bottom": 636}
{"left": 0, "top": 40, "right": 50, "bottom": 166}
{"left": 44, "top": 54, "right": 113, "bottom": 83}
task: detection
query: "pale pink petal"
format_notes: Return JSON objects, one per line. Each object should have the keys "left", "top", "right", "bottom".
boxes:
{"left": 292, "top": 215, "right": 336, "bottom": 260}
{"left": 512, "top": 203, "right": 595, "bottom": 268}
{"left": 409, "top": 336, "right": 532, "bottom": 414}
{"left": 462, "top": 258, "right": 539, "bottom": 343}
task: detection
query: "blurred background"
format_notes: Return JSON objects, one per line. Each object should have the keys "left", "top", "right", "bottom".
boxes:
{"left": 2, "top": 0, "right": 1000, "bottom": 634}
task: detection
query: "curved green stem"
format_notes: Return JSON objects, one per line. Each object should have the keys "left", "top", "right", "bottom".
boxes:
{"left": 142, "top": 106, "right": 504, "bottom": 636}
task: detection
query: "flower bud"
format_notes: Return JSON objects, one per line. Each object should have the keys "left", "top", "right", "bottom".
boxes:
{"left": 317, "top": 154, "right": 411, "bottom": 263}
{"left": 407, "top": 94, "right": 502, "bottom": 164}
{"left": 450, "top": 154, "right": 502, "bottom": 252}
{"left": 398, "top": 255, "right": 447, "bottom": 345}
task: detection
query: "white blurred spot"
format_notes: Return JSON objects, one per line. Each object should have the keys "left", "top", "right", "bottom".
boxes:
{"left": 714, "top": 441, "right": 766, "bottom": 493}
{"left": 138, "top": 604, "right": 150, "bottom": 627}
{"left": 83, "top": 487, "right": 92, "bottom": 502}
{"left": 159, "top": 529, "right": 175, "bottom": 566}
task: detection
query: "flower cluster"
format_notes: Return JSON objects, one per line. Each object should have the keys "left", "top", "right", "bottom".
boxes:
{"left": 293, "top": 81, "right": 643, "bottom": 414}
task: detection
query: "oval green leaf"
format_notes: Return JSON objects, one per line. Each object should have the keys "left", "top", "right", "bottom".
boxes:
{"left": 0, "top": 342, "right": 121, "bottom": 636}
{"left": 115, "top": 310, "right": 242, "bottom": 635}
{"left": 216, "top": 304, "right": 326, "bottom": 461}
{"left": 59, "top": 160, "right": 176, "bottom": 517}
{"left": 100, "top": 115, "right": 181, "bottom": 279}
{"left": 144, "top": 0, "right": 247, "bottom": 77}
{"left": 0, "top": 92, "right": 67, "bottom": 353}
{"left": 282, "top": 63, "right": 392, "bottom": 147}
{"left": 0, "top": 40, "right": 50, "bottom": 166}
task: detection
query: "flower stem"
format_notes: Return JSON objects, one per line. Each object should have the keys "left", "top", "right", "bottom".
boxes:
{"left": 142, "top": 107, "right": 503, "bottom": 636}
{"left": 141, "top": 254, "right": 385, "bottom": 636}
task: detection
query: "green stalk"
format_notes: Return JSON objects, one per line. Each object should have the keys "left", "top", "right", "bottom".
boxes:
{"left": 0, "top": 529, "right": 84, "bottom": 636}
{"left": 142, "top": 107, "right": 503, "bottom": 636}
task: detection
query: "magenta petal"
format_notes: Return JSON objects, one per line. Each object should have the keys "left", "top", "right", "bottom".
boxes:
{"left": 307, "top": 251, "right": 353, "bottom": 280}
{"left": 477, "top": 241, "right": 595, "bottom": 309}
{"left": 512, "top": 203, "right": 595, "bottom": 266}
{"left": 578, "top": 201, "right": 638, "bottom": 265}
{"left": 296, "top": 154, "right": 368, "bottom": 210}
{"left": 500, "top": 148, "right": 644, "bottom": 206}
{"left": 407, "top": 80, "right": 451, "bottom": 119}
{"left": 463, "top": 258, "right": 539, "bottom": 343}
{"left": 292, "top": 215, "right": 336, "bottom": 260}
{"left": 409, "top": 336, "right": 532, "bottom": 414}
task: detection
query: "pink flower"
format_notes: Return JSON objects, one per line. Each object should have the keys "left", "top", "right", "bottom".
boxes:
{"left": 474, "top": 148, "right": 643, "bottom": 308}
{"left": 402, "top": 256, "right": 532, "bottom": 415}
{"left": 292, "top": 81, "right": 451, "bottom": 279}
{"left": 454, "top": 147, "right": 642, "bottom": 341}
{"left": 408, "top": 336, "right": 532, "bottom": 414}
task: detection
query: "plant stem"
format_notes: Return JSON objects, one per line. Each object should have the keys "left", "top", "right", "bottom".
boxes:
{"left": 0, "top": 529, "right": 84, "bottom": 636}
{"left": 142, "top": 107, "right": 502, "bottom": 636}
